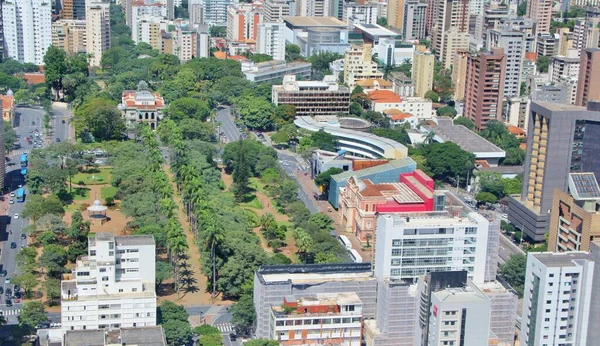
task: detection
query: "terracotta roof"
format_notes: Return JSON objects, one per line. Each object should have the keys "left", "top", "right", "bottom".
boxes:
{"left": 19, "top": 73, "right": 45, "bottom": 85}
{"left": 355, "top": 78, "right": 393, "bottom": 88}
{"left": 520, "top": 142, "right": 527, "bottom": 150}
{"left": 475, "top": 160, "right": 491, "bottom": 168}
{"left": 525, "top": 52, "right": 537, "bottom": 62}
{"left": 357, "top": 179, "right": 423, "bottom": 204}
{"left": 507, "top": 125, "right": 525, "bottom": 136}
{"left": 368, "top": 90, "right": 401, "bottom": 103}
{"left": 1, "top": 95, "right": 14, "bottom": 110}
{"left": 212, "top": 51, "right": 248, "bottom": 62}
{"left": 383, "top": 109, "right": 413, "bottom": 120}
{"left": 121, "top": 90, "right": 165, "bottom": 108}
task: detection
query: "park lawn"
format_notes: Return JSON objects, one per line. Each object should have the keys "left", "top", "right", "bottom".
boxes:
{"left": 249, "top": 177, "right": 267, "bottom": 194}
{"left": 73, "top": 168, "right": 112, "bottom": 185}
{"left": 239, "top": 195, "right": 263, "bottom": 209}
{"left": 101, "top": 186, "right": 118, "bottom": 199}
{"left": 73, "top": 187, "right": 90, "bottom": 201}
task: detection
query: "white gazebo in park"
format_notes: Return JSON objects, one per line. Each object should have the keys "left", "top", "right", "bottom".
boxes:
{"left": 87, "top": 200, "right": 108, "bottom": 224}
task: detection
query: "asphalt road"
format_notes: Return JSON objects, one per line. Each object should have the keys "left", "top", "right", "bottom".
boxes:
{"left": 216, "top": 106, "right": 242, "bottom": 143}
{"left": 0, "top": 106, "right": 72, "bottom": 325}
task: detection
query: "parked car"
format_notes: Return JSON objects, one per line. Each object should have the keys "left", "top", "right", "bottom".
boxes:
{"left": 21, "top": 233, "right": 26, "bottom": 240}
{"left": 0, "top": 270, "right": 7, "bottom": 277}
{"left": 0, "top": 287, "right": 4, "bottom": 294}
{"left": 6, "top": 299, "right": 12, "bottom": 307}
{"left": 10, "top": 242, "right": 16, "bottom": 249}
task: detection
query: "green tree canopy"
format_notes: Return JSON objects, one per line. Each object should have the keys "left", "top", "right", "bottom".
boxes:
{"left": 315, "top": 167, "right": 344, "bottom": 196}
{"left": 476, "top": 191, "right": 498, "bottom": 204}
{"left": 166, "top": 97, "right": 211, "bottom": 122}
{"left": 18, "top": 302, "right": 47, "bottom": 334}
{"left": 158, "top": 301, "right": 189, "bottom": 323}
{"left": 453, "top": 117, "right": 474, "bottom": 130}
{"left": 72, "top": 97, "right": 125, "bottom": 141}
{"left": 424, "top": 90, "right": 439, "bottom": 102}
{"left": 371, "top": 127, "right": 410, "bottom": 144}
{"left": 422, "top": 142, "right": 475, "bottom": 184}
{"left": 285, "top": 44, "right": 302, "bottom": 62}
{"left": 248, "top": 53, "right": 273, "bottom": 63}
{"left": 310, "top": 130, "right": 338, "bottom": 151}
{"left": 499, "top": 254, "right": 526, "bottom": 297}
{"left": 436, "top": 105, "right": 457, "bottom": 117}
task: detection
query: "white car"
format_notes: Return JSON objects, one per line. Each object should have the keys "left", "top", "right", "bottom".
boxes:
{"left": 14, "top": 214, "right": 19, "bottom": 219}
{"left": 501, "top": 214, "right": 509, "bottom": 219}
{"left": 9, "top": 192, "right": 15, "bottom": 197}
{"left": 9, "top": 199, "right": 14, "bottom": 204}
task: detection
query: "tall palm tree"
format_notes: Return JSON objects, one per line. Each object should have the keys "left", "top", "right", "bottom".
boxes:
{"left": 204, "top": 212, "right": 224, "bottom": 301}
{"left": 424, "top": 131, "right": 436, "bottom": 145}
{"left": 168, "top": 234, "right": 189, "bottom": 298}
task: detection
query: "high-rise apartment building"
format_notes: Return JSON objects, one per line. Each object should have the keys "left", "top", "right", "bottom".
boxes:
{"left": 576, "top": 48, "right": 600, "bottom": 107}
{"left": 176, "top": 26, "right": 197, "bottom": 62}
{"left": 463, "top": 48, "right": 506, "bottom": 131}
{"left": 374, "top": 212, "right": 490, "bottom": 284}
{"left": 2, "top": 0, "right": 52, "bottom": 65}
{"left": 272, "top": 75, "right": 351, "bottom": 116}
{"left": 197, "top": 30, "right": 210, "bottom": 58}
{"left": 521, "top": 251, "right": 596, "bottom": 346}
{"left": 226, "top": 3, "right": 262, "bottom": 43}
{"left": 508, "top": 101, "right": 600, "bottom": 241}
{"left": 487, "top": 28, "right": 526, "bottom": 98}
{"left": 402, "top": 0, "right": 427, "bottom": 41}
{"left": 52, "top": 20, "right": 87, "bottom": 54}
{"left": 62, "top": 0, "right": 87, "bottom": 20}
{"left": 343, "top": 2, "right": 379, "bottom": 27}
{"left": 430, "top": 0, "right": 469, "bottom": 68}
{"left": 133, "top": 15, "right": 168, "bottom": 49}
{"left": 306, "top": 0, "right": 331, "bottom": 17}
{"left": 86, "top": 2, "right": 111, "bottom": 67}
{"left": 263, "top": 0, "right": 292, "bottom": 22}
{"left": 61, "top": 233, "right": 157, "bottom": 332}
{"left": 550, "top": 54, "right": 580, "bottom": 86}
{"left": 343, "top": 44, "right": 383, "bottom": 88}
{"left": 452, "top": 49, "right": 469, "bottom": 101}
{"left": 189, "top": 3, "right": 204, "bottom": 25}
{"left": 548, "top": 173, "right": 600, "bottom": 253}
{"left": 411, "top": 45, "right": 434, "bottom": 98}
{"left": 526, "top": 0, "right": 552, "bottom": 34}
{"left": 257, "top": 22, "right": 285, "bottom": 61}
{"left": 198, "top": 0, "right": 237, "bottom": 26}
{"left": 387, "top": 0, "right": 405, "bottom": 30}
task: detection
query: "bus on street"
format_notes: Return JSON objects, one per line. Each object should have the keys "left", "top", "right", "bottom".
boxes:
{"left": 16, "top": 187, "right": 25, "bottom": 203}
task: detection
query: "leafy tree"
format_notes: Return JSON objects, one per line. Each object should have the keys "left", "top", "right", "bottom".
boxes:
{"left": 166, "top": 97, "right": 211, "bottom": 122}
{"left": 315, "top": 168, "right": 344, "bottom": 196}
{"left": 235, "top": 95, "right": 274, "bottom": 130}
{"left": 504, "top": 147, "right": 525, "bottom": 165}
{"left": 308, "top": 51, "right": 343, "bottom": 72}
{"left": 310, "top": 130, "right": 338, "bottom": 151}
{"left": 38, "top": 231, "right": 59, "bottom": 246}
{"left": 477, "top": 172, "right": 505, "bottom": 198}
{"left": 193, "top": 325, "right": 221, "bottom": 336}
{"left": 371, "top": 127, "right": 410, "bottom": 144}
{"left": 499, "top": 254, "right": 526, "bottom": 297}
{"left": 156, "top": 260, "right": 172, "bottom": 287}
{"left": 198, "top": 333, "right": 223, "bottom": 346}
{"left": 179, "top": 118, "right": 216, "bottom": 141}
{"left": 376, "top": 17, "right": 388, "bottom": 27}
{"left": 39, "top": 244, "right": 68, "bottom": 277}
{"left": 476, "top": 191, "right": 498, "bottom": 204}
{"left": 18, "top": 302, "right": 47, "bottom": 333}
{"left": 162, "top": 320, "right": 194, "bottom": 346}
{"left": 243, "top": 340, "right": 279, "bottom": 346}
{"left": 16, "top": 247, "right": 37, "bottom": 273}
{"left": 436, "top": 106, "right": 457, "bottom": 117}
{"left": 230, "top": 284, "right": 256, "bottom": 336}
{"left": 209, "top": 26, "right": 227, "bottom": 37}
{"left": 232, "top": 139, "right": 251, "bottom": 201}
{"left": 285, "top": 44, "right": 302, "bottom": 62}
{"left": 422, "top": 142, "right": 475, "bottom": 184}
{"left": 248, "top": 53, "right": 273, "bottom": 63}
{"left": 453, "top": 117, "right": 474, "bottom": 130}
{"left": 272, "top": 104, "right": 296, "bottom": 128}
{"left": 424, "top": 90, "right": 439, "bottom": 102}
{"left": 44, "top": 46, "right": 68, "bottom": 100}
{"left": 73, "top": 97, "right": 125, "bottom": 141}
{"left": 537, "top": 56, "right": 550, "bottom": 73}
{"left": 518, "top": 0, "right": 527, "bottom": 16}
{"left": 502, "top": 177, "right": 522, "bottom": 195}
{"left": 21, "top": 195, "right": 65, "bottom": 223}
{"left": 4, "top": 121, "right": 16, "bottom": 152}
{"left": 158, "top": 301, "right": 189, "bottom": 323}
{"left": 12, "top": 272, "right": 38, "bottom": 298}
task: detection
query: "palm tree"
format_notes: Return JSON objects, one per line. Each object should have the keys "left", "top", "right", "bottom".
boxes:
{"left": 424, "top": 131, "right": 436, "bottom": 145}
{"left": 294, "top": 228, "right": 313, "bottom": 263}
{"left": 204, "top": 212, "right": 224, "bottom": 301}
{"left": 168, "top": 234, "right": 189, "bottom": 298}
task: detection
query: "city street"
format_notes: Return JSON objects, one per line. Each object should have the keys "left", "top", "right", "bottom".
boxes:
{"left": 0, "top": 106, "right": 73, "bottom": 325}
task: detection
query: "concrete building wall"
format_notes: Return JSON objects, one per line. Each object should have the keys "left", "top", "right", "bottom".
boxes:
{"left": 412, "top": 46, "right": 434, "bottom": 98}
{"left": 576, "top": 48, "right": 600, "bottom": 107}
{"left": 86, "top": 2, "right": 111, "bottom": 68}
{"left": 2, "top": 0, "right": 52, "bottom": 65}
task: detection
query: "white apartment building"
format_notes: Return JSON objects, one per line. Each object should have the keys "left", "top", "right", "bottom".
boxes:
{"left": 2, "top": 0, "right": 52, "bottom": 65}
{"left": 487, "top": 28, "right": 526, "bottom": 98}
{"left": 198, "top": 0, "right": 237, "bottom": 26}
{"left": 374, "top": 212, "right": 490, "bottom": 284}
{"left": 396, "top": 97, "right": 433, "bottom": 120}
{"left": 403, "top": 0, "right": 427, "bottom": 41}
{"left": 197, "top": 30, "right": 210, "bottom": 58}
{"left": 226, "top": 4, "right": 262, "bottom": 43}
{"left": 61, "top": 233, "right": 157, "bottom": 333}
{"left": 550, "top": 54, "right": 580, "bottom": 86}
{"left": 343, "top": 3, "right": 379, "bottom": 27}
{"left": 131, "top": 3, "right": 167, "bottom": 43}
{"left": 189, "top": 3, "right": 204, "bottom": 25}
{"left": 268, "top": 293, "right": 363, "bottom": 345}
{"left": 307, "top": 0, "right": 331, "bottom": 17}
{"left": 263, "top": 0, "right": 293, "bottom": 22}
{"left": 176, "top": 26, "right": 197, "bottom": 62}
{"left": 133, "top": 15, "right": 169, "bottom": 49}
{"left": 521, "top": 251, "right": 595, "bottom": 346}
{"left": 257, "top": 22, "right": 285, "bottom": 61}
{"left": 86, "top": 2, "right": 111, "bottom": 68}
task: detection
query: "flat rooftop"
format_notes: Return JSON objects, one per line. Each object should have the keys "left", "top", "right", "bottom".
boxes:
{"left": 64, "top": 326, "right": 167, "bottom": 346}
{"left": 422, "top": 118, "right": 505, "bottom": 158}
{"left": 533, "top": 101, "right": 587, "bottom": 112}
{"left": 354, "top": 23, "right": 398, "bottom": 37}
{"left": 532, "top": 252, "right": 591, "bottom": 267}
{"left": 332, "top": 157, "right": 416, "bottom": 182}
{"left": 257, "top": 263, "right": 373, "bottom": 284}
{"left": 89, "top": 233, "right": 155, "bottom": 247}
{"left": 284, "top": 16, "right": 347, "bottom": 28}
{"left": 433, "top": 285, "right": 488, "bottom": 303}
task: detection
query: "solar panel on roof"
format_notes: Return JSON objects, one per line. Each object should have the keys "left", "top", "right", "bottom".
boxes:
{"left": 570, "top": 173, "right": 600, "bottom": 199}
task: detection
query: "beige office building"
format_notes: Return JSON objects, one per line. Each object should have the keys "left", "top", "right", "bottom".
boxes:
{"left": 526, "top": 0, "right": 552, "bottom": 34}
{"left": 387, "top": 0, "right": 405, "bottom": 29}
{"left": 453, "top": 49, "right": 469, "bottom": 101}
{"left": 411, "top": 45, "right": 434, "bottom": 98}
{"left": 431, "top": 0, "right": 469, "bottom": 68}
{"left": 52, "top": 20, "right": 87, "bottom": 54}
{"left": 344, "top": 44, "right": 383, "bottom": 88}
{"left": 86, "top": 2, "right": 111, "bottom": 67}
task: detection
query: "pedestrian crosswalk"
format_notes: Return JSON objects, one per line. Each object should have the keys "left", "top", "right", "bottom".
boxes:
{"left": 10, "top": 149, "right": 30, "bottom": 156}
{"left": 214, "top": 323, "right": 234, "bottom": 333}
{"left": 0, "top": 309, "right": 21, "bottom": 316}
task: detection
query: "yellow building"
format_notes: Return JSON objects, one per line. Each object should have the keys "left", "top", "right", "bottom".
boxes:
{"left": 387, "top": 0, "right": 405, "bottom": 29}
{"left": 51, "top": 20, "right": 87, "bottom": 55}
{"left": 343, "top": 44, "right": 383, "bottom": 88}
{"left": 411, "top": 45, "right": 434, "bottom": 98}
{"left": 452, "top": 49, "right": 469, "bottom": 101}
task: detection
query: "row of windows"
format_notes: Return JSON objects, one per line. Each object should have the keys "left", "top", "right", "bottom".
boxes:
{"left": 275, "top": 317, "right": 361, "bottom": 327}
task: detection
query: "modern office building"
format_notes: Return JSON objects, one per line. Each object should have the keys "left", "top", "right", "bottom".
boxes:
{"left": 374, "top": 211, "right": 490, "bottom": 284}
{"left": 263, "top": 0, "right": 292, "bottom": 22}
{"left": 521, "top": 251, "right": 596, "bottom": 346}
{"left": 226, "top": 3, "right": 262, "bottom": 43}
{"left": 62, "top": 0, "right": 87, "bottom": 20}
{"left": 118, "top": 88, "right": 166, "bottom": 130}
{"left": 344, "top": 44, "right": 384, "bottom": 88}
{"left": 63, "top": 326, "right": 167, "bottom": 346}
{"left": 430, "top": 0, "right": 469, "bottom": 68}
{"left": 508, "top": 101, "right": 600, "bottom": 242}
{"left": 525, "top": 0, "right": 552, "bottom": 34}
{"left": 61, "top": 233, "right": 157, "bottom": 332}
{"left": 294, "top": 116, "right": 408, "bottom": 160}
{"left": 2, "top": 0, "right": 52, "bottom": 65}
{"left": 268, "top": 293, "right": 363, "bottom": 345}
{"left": 548, "top": 173, "right": 600, "bottom": 253}
{"left": 242, "top": 60, "right": 311, "bottom": 83}
{"left": 52, "top": 20, "right": 87, "bottom": 55}
{"left": 273, "top": 75, "right": 351, "bottom": 116}
{"left": 86, "top": 2, "right": 111, "bottom": 68}
{"left": 411, "top": 45, "right": 434, "bottom": 98}
{"left": 402, "top": 0, "right": 427, "bottom": 41}
{"left": 283, "top": 16, "right": 349, "bottom": 57}
{"left": 253, "top": 263, "right": 378, "bottom": 339}
{"left": 487, "top": 28, "right": 526, "bottom": 98}
{"left": 338, "top": 170, "right": 440, "bottom": 243}
{"left": 576, "top": 48, "right": 600, "bottom": 107}
{"left": 463, "top": 48, "right": 506, "bottom": 131}
{"left": 257, "top": 22, "right": 285, "bottom": 61}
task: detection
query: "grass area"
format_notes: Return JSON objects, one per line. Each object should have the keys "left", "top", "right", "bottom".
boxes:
{"left": 239, "top": 195, "right": 263, "bottom": 209}
{"left": 101, "top": 186, "right": 118, "bottom": 199}
{"left": 278, "top": 221, "right": 293, "bottom": 228}
{"left": 72, "top": 168, "right": 111, "bottom": 185}
{"left": 249, "top": 177, "right": 267, "bottom": 194}
{"left": 243, "top": 209, "right": 260, "bottom": 228}
{"left": 73, "top": 187, "right": 90, "bottom": 201}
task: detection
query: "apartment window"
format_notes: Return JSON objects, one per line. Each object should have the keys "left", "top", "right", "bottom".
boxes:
{"left": 132, "top": 288, "right": 138, "bottom": 292}
{"left": 90, "top": 250, "right": 96, "bottom": 256}
{"left": 109, "top": 242, "right": 114, "bottom": 250}
{"left": 127, "top": 249, "right": 139, "bottom": 253}
{"left": 102, "top": 276, "right": 109, "bottom": 281}
{"left": 119, "top": 289, "right": 123, "bottom": 293}
{"left": 99, "top": 305, "right": 109, "bottom": 309}
{"left": 100, "top": 268, "right": 106, "bottom": 273}
{"left": 109, "top": 251, "right": 114, "bottom": 256}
